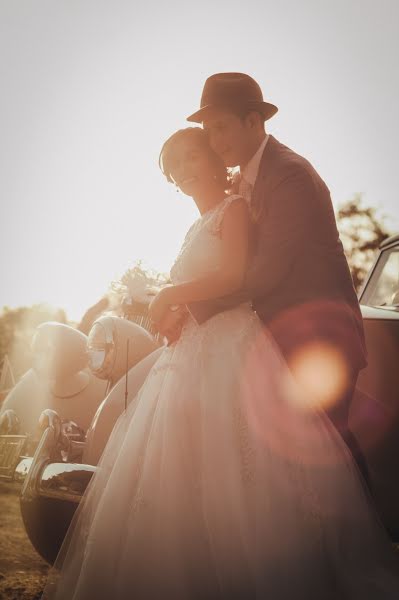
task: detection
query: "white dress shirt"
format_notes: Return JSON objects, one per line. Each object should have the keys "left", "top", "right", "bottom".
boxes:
{"left": 238, "top": 134, "right": 269, "bottom": 203}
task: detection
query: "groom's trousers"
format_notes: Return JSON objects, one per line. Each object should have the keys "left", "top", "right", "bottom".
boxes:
{"left": 325, "top": 370, "right": 372, "bottom": 494}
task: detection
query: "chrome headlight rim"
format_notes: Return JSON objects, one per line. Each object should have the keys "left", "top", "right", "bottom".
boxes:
{"left": 87, "top": 318, "right": 118, "bottom": 379}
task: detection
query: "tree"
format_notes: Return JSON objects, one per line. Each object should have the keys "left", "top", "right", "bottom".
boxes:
{"left": 336, "top": 194, "right": 393, "bottom": 291}
{"left": 0, "top": 304, "right": 67, "bottom": 382}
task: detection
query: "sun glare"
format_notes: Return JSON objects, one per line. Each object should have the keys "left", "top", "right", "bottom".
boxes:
{"left": 285, "top": 341, "right": 349, "bottom": 412}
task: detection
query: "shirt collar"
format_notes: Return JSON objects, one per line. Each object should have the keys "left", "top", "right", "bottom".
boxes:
{"left": 240, "top": 134, "right": 269, "bottom": 187}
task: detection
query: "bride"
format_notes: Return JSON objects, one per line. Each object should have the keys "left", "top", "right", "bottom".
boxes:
{"left": 43, "top": 127, "right": 399, "bottom": 599}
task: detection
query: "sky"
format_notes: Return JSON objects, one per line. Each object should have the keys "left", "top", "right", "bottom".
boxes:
{"left": 1, "top": 0, "right": 398, "bottom": 321}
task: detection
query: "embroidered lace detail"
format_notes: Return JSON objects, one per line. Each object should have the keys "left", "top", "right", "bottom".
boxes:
{"left": 208, "top": 194, "right": 246, "bottom": 236}
{"left": 169, "top": 194, "right": 247, "bottom": 285}
{"left": 285, "top": 458, "right": 323, "bottom": 541}
{"left": 149, "top": 363, "right": 179, "bottom": 377}
{"left": 234, "top": 403, "right": 255, "bottom": 485}
{"left": 131, "top": 489, "right": 148, "bottom": 515}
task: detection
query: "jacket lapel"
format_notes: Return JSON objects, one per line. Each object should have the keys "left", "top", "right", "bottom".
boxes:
{"left": 250, "top": 135, "right": 279, "bottom": 219}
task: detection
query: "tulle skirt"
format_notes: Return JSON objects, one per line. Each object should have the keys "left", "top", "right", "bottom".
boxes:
{"left": 43, "top": 306, "right": 399, "bottom": 599}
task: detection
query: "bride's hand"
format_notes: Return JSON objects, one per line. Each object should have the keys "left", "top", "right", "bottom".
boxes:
{"left": 148, "top": 287, "right": 174, "bottom": 325}
{"left": 157, "top": 306, "right": 187, "bottom": 344}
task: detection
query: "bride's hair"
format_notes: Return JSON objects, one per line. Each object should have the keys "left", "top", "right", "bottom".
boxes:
{"left": 159, "top": 127, "right": 231, "bottom": 190}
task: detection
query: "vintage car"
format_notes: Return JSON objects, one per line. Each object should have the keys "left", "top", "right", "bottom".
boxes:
{"left": 0, "top": 323, "right": 109, "bottom": 479}
{"left": 352, "top": 233, "right": 399, "bottom": 536}
{"left": 1, "top": 235, "right": 398, "bottom": 564}
{"left": 0, "top": 297, "right": 162, "bottom": 563}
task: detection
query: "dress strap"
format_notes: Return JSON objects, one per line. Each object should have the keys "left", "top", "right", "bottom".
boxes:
{"left": 210, "top": 194, "right": 246, "bottom": 235}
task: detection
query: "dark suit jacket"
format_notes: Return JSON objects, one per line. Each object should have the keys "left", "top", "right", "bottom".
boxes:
{"left": 188, "top": 135, "right": 367, "bottom": 371}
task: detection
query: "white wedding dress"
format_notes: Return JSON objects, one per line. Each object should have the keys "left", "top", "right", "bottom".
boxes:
{"left": 44, "top": 195, "right": 399, "bottom": 599}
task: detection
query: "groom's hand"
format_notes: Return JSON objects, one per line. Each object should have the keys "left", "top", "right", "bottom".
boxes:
{"left": 156, "top": 306, "right": 188, "bottom": 345}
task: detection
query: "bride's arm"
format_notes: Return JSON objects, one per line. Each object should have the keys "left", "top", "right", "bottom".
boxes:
{"left": 149, "top": 199, "right": 250, "bottom": 322}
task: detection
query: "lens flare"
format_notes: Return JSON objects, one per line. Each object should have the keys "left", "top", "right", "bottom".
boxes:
{"left": 284, "top": 341, "right": 350, "bottom": 412}
{"left": 239, "top": 329, "right": 355, "bottom": 469}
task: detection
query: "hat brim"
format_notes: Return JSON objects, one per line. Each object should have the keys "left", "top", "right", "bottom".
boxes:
{"left": 186, "top": 101, "right": 278, "bottom": 123}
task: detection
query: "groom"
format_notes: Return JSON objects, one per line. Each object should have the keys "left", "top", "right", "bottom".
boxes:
{"left": 163, "top": 72, "right": 369, "bottom": 484}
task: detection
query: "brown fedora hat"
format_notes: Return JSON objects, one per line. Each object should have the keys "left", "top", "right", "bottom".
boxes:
{"left": 187, "top": 72, "right": 278, "bottom": 123}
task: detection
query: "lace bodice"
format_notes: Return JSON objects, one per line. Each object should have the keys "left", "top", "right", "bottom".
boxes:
{"left": 170, "top": 194, "right": 244, "bottom": 285}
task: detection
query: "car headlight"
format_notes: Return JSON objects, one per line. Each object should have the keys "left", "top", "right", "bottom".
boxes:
{"left": 87, "top": 320, "right": 116, "bottom": 379}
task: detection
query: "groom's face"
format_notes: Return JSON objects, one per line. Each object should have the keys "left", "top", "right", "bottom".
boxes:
{"left": 202, "top": 107, "right": 254, "bottom": 168}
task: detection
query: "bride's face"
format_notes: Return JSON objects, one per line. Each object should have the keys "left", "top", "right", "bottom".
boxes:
{"left": 167, "top": 138, "right": 217, "bottom": 196}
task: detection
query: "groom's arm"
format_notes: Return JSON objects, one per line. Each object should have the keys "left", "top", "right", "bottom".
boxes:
{"left": 188, "top": 167, "right": 315, "bottom": 324}
{"left": 187, "top": 292, "right": 247, "bottom": 324}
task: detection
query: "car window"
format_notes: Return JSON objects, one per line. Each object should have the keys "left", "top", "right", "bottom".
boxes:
{"left": 362, "top": 248, "right": 399, "bottom": 307}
